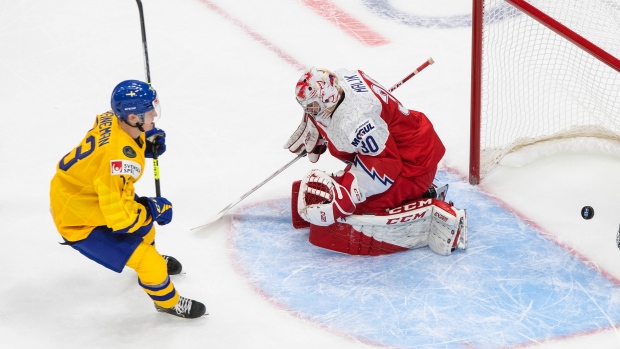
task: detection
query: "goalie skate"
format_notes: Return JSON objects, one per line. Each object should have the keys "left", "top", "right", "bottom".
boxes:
{"left": 423, "top": 183, "right": 449, "bottom": 202}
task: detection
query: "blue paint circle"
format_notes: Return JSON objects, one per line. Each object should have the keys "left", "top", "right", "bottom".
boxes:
{"left": 362, "top": 0, "right": 522, "bottom": 28}
{"left": 231, "top": 171, "right": 620, "bottom": 348}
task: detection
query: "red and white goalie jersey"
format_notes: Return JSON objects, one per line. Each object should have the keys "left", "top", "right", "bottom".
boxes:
{"left": 313, "top": 69, "right": 445, "bottom": 214}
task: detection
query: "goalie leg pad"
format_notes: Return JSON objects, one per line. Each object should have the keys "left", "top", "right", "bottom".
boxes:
{"left": 318, "top": 198, "right": 467, "bottom": 256}
{"left": 295, "top": 194, "right": 469, "bottom": 256}
{"left": 309, "top": 198, "right": 436, "bottom": 255}
{"left": 428, "top": 201, "right": 468, "bottom": 255}
{"left": 308, "top": 223, "right": 409, "bottom": 256}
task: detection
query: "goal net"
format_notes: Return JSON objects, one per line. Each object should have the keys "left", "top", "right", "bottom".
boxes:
{"left": 469, "top": 0, "right": 620, "bottom": 184}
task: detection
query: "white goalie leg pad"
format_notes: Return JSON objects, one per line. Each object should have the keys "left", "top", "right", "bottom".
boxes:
{"left": 428, "top": 202, "right": 468, "bottom": 255}
{"left": 353, "top": 222, "right": 431, "bottom": 250}
{"left": 343, "top": 198, "right": 435, "bottom": 250}
{"left": 342, "top": 198, "right": 468, "bottom": 255}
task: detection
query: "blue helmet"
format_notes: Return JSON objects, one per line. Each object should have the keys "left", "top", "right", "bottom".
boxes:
{"left": 110, "top": 80, "right": 158, "bottom": 120}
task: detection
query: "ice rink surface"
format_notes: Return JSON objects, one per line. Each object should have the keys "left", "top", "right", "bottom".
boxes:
{"left": 2, "top": 1, "right": 620, "bottom": 348}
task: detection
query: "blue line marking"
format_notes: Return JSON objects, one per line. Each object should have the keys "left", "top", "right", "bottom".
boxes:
{"left": 231, "top": 170, "right": 620, "bottom": 348}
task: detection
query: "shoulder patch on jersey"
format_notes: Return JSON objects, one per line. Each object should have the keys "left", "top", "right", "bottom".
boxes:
{"left": 123, "top": 146, "right": 137, "bottom": 158}
{"left": 110, "top": 160, "right": 142, "bottom": 178}
{"left": 349, "top": 118, "right": 377, "bottom": 147}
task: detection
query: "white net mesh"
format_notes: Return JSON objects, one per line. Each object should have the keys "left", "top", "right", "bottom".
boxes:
{"left": 479, "top": 0, "right": 620, "bottom": 179}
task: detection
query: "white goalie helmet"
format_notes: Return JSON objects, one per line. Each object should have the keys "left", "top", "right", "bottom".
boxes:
{"left": 295, "top": 67, "right": 340, "bottom": 119}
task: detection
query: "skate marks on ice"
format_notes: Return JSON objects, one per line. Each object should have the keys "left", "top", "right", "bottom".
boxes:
{"left": 229, "top": 170, "right": 620, "bottom": 349}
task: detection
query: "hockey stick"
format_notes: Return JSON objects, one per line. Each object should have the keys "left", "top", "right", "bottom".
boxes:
{"left": 136, "top": 0, "right": 161, "bottom": 197}
{"left": 192, "top": 57, "right": 435, "bottom": 230}
{"left": 191, "top": 152, "right": 308, "bottom": 230}
{"left": 388, "top": 57, "right": 434, "bottom": 92}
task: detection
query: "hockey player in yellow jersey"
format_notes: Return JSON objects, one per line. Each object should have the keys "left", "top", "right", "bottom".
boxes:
{"left": 50, "top": 80, "right": 206, "bottom": 319}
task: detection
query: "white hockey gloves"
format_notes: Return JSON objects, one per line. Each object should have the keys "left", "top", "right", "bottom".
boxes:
{"left": 283, "top": 113, "right": 327, "bottom": 163}
{"left": 297, "top": 169, "right": 366, "bottom": 226}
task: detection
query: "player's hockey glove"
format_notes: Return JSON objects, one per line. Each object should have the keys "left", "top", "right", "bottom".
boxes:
{"left": 145, "top": 128, "right": 166, "bottom": 158}
{"left": 137, "top": 196, "right": 173, "bottom": 225}
{"left": 297, "top": 169, "right": 365, "bottom": 226}
{"left": 284, "top": 113, "right": 325, "bottom": 163}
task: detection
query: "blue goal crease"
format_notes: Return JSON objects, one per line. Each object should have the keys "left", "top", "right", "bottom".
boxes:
{"left": 230, "top": 170, "right": 620, "bottom": 349}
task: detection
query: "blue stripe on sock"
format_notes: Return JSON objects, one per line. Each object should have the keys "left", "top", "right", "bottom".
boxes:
{"left": 139, "top": 276, "right": 170, "bottom": 292}
{"left": 149, "top": 288, "right": 177, "bottom": 302}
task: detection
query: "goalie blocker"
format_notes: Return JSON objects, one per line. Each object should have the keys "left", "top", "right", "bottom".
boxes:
{"left": 291, "top": 180, "right": 467, "bottom": 256}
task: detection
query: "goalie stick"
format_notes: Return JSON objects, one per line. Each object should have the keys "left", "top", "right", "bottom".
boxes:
{"left": 191, "top": 152, "right": 307, "bottom": 230}
{"left": 388, "top": 57, "right": 434, "bottom": 92}
{"left": 192, "top": 58, "right": 435, "bottom": 230}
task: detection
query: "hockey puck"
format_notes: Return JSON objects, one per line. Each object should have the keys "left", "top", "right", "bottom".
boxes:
{"left": 581, "top": 206, "right": 594, "bottom": 220}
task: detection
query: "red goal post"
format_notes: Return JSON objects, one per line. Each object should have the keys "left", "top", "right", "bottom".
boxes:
{"left": 469, "top": 0, "right": 620, "bottom": 185}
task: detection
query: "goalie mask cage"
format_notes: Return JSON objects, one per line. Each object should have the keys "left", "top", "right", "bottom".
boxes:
{"left": 469, "top": 0, "right": 620, "bottom": 185}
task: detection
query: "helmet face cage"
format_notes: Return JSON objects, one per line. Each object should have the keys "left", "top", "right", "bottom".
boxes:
{"left": 295, "top": 68, "right": 339, "bottom": 119}
{"left": 110, "top": 80, "right": 161, "bottom": 122}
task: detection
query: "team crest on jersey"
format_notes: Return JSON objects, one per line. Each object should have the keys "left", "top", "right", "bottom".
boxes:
{"left": 349, "top": 119, "right": 376, "bottom": 147}
{"left": 123, "top": 146, "right": 137, "bottom": 158}
{"left": 110, "top": 160, "right": 141, "bottom": 178}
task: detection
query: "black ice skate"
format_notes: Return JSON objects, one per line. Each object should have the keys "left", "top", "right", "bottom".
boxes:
{"left": 422, "top": 183, "right": 449, "bottom": 201}
{"left": 162, "top": 255, "right": 183, "bottom": 275}
{"left": 155, "top": 296, "right": 207, "bottom": 319}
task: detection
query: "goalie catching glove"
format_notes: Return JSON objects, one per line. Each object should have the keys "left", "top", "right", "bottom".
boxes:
{"left": 297, "top": 169, "right": 365, "bottom": 226}
{"left": 283, "top": 113, "right": 327, "bottom": 163}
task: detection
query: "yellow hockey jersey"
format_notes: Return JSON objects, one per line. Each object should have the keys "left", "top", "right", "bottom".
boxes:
{"left": 50, "top": 111, "right": 151, "bottom": 242}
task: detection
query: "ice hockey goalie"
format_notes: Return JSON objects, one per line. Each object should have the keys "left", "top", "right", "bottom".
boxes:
{"left": 284, "top": 66, "right": 468, "bottom": 256}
